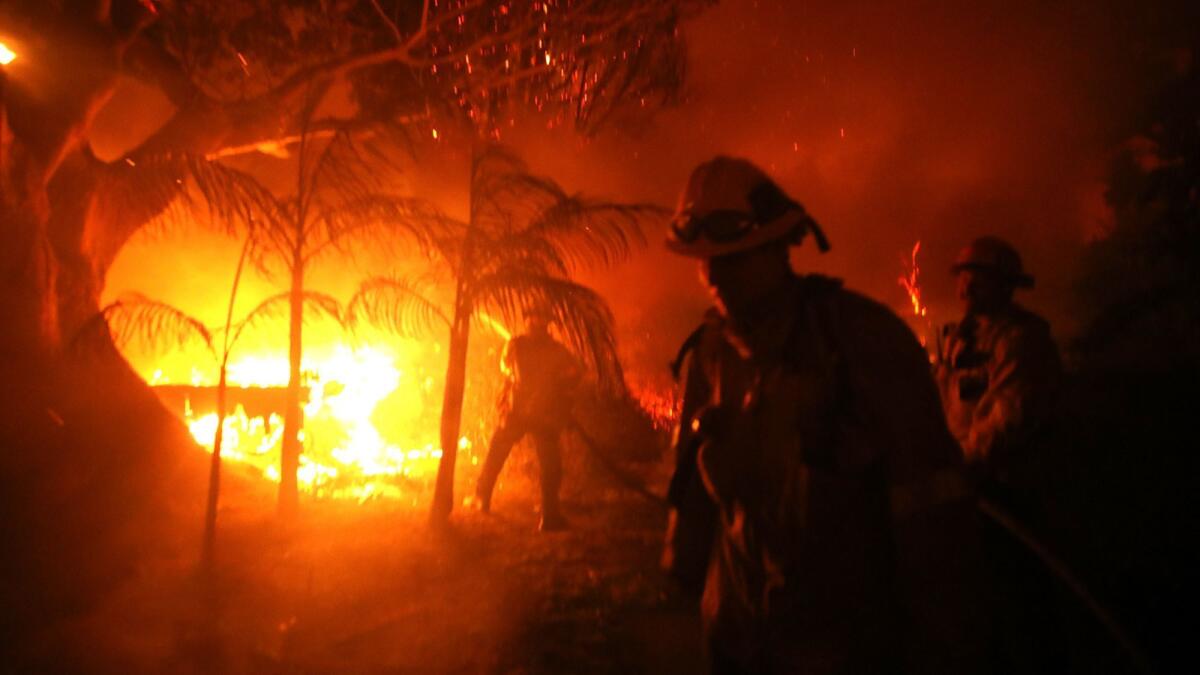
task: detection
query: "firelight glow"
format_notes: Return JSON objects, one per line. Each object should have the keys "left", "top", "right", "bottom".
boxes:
{"left": 142, "top": 332, "right": 476, "bottom": 503}
{"left": 0, "top": 42, "right": 17, "bottom": 65}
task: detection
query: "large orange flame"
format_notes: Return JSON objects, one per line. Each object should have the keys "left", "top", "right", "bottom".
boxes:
{"left": 146, "top": 333, "right": 482, "bottom": 504}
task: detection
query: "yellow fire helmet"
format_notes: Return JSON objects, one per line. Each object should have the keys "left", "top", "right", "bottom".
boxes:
{"left": 951, "top": 236, "right": 1035, "bottom": 288}
{"left": 665, "top": 156, "right": 829, "bottom": 259}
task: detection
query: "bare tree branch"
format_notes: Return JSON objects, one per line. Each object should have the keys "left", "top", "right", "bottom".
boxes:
{"left": 369, "top": 0, "right": 405, "bottom": 45}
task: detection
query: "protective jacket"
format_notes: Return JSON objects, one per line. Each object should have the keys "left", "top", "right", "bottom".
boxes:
{"left": 500, "top": 332, "right": 580, "bottom": 425}
{"left": 665, "top": 275, "right": 987, "bottom": 674}
{"left": 936, "top": 303, "right": 1060, "bottom": 482}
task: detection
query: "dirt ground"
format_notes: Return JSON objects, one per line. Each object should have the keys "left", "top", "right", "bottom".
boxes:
{"left": 49, "top": 456, "right": 705, "bottom": 675}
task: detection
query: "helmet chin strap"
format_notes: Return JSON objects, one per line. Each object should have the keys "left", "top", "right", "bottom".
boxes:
{"left": 807, "top": 219, "right": 832, "bottom": 252}
{"left": 747, "top": 180, "right": 832, "bottom": 254}
{"left": 791, "top": 217, "right": 831, "bottom": 252}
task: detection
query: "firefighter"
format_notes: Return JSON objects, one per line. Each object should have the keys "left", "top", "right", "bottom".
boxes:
{"left": 473, "top": 309, "right": 581, "bottom": 531}
{"left": 935, "top": 236, "right": 1063, "bottom": 673}
{"left": 935, "top": 236, "right": 1061, "bottom": 503}
{"left": 663, "top": 156, "right": 988, "bottom": 674}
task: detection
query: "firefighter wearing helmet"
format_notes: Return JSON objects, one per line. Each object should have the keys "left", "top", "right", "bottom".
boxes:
{"left": 663, "top": 157, "right": 988, "bottom": 674}
{"left": 472, "top": 307, "right": 582, "bottom": 531}
{"left": 936, "top": 236, "right": 1061, "bottom": 488}
{"left": 935, "top": 236, "right": 1063, "bottom": 672}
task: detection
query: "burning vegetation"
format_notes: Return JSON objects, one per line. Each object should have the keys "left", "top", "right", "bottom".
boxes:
{"left": 2, "top": 0, "right": 1198, "bottom": 673}
{"left": 148, "top": 342, "right": 462, "bottom": 503}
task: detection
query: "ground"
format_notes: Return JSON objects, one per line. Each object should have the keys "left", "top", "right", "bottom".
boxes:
{"left": 8, "top": 370, "right": 1192, "bottom": 674}
{"left": 41, "top": 450, "right": 704, "bottom": 675}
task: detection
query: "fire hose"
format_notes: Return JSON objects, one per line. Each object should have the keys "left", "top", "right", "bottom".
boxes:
{"left": 566, "top": 419, "right": 1156, "bottom": 674}
{"left": 977, "top": 497, "right": 1157, "bottom": 675}
{"left": 565, "top": 419, "right": 669, "bottom": 508}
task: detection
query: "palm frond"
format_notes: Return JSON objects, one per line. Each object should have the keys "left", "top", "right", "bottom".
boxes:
{"left": 471, "top": 230, "right": 571, "bottom": 278}
{"left": 300, "top": 123, "right": 410, "bottom": 217}
{"left": 522, "top": 196, "right": 660, "bottom": 270}
{"left": 227, "top": 290, "right": 346, "bottom": 348}
{"left": 91, "top": 292, "right": 216, "bottom": 358}
{"left": 102, "top": 152, "right": 282, "bottom": 241}
{"left": 470, "top": 144, "right": 530, "bottom": 197}
{"left": 243, "top": 202, "right": 300, "bottom": 275}
{"left": 346, "top": 276, "right": 450, "bottom": 339}
{"left": 302, "top": 129, "right": 374, "bottom": 206}
{"left": 471, "top": 269, "right": 626, "bottom": 394}
{"left": 308, "top": 194, "right": 455, "bottom": 265}
{"left": 469, "top": 146, "right": 566, "bottom": 235}
{"left": 470, "top": 199, "right": 660, "bottom": 278}
{"left": 464, "top": 144, "right": 659, "bottom": 269}
{"left": 429, "top": 218, "right": 470, "bottom": 273}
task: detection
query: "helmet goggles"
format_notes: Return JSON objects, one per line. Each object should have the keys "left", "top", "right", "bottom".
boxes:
{"left": 669, "top": 209, "right": 761, "bottom": 244}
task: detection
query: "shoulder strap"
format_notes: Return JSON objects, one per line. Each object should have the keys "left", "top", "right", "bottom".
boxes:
{"left": 669, "top": 308, "right": 724, "bottom": 381}
{"left": 670, "top": 323, "right": 707, "bottom": 381}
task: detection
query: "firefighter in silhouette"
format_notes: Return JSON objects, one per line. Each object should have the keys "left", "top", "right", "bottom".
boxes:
{"left": 935, "top": 236, "right": 1063, "bottom": 673}
{"left": 663, "top": 156, "right": 988, "bottom": 674}
{"left": 936, "top": 236, "right": 1061, "bottom": 502}
{"left": 473, "top": 309, "right": 581, "bottom": 531}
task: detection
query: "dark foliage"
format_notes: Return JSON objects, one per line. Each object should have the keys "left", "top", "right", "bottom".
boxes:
{"left": 1074, "top": 49, "right": 1200, "bottom": 369}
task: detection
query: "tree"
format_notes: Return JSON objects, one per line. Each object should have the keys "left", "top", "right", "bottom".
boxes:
{"left": 0, "top": 0, "right": 706, "bottom": 374}
{"left": 0, "top": 0, "right": 706, "bottom": 456}
{"left": 0, "top": 1, "right": 705, "bottom": 655}
{"left": 349, "top": 144, "right": 661, "bottom": 522}
{"left": 214, "top": 105, "right": 441, "bottom": 516}
{"left": 1075, "top": 46, "right": 1200, "bottom": 369}
{"left": 89, "top": 238, "right": 354, "bottom": 563}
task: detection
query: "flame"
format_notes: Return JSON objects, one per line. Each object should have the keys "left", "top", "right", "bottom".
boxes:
{"left": 898, "top": 240, "right": 935, "bottom": 360}
{"left": 899, "top": 240, "right": 928, "bottom": 319}
{"left": 476, "top": 312, "right": 511, "bottom": 342}
{"left": 629, "top": 378, "right": 681, "bottom": 433}
{"left": 149, "top": 337, "right": 480, "bottom": 504}
{"left": 0, "top": 42, "right": 17, "bottom": 66}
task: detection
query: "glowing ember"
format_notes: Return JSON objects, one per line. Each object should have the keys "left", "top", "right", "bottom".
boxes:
{"left": 0, "top": 42, "right": 17, "bottom": 65}
{"left": 630, "top": 380, "right": 681, "bottom": 432}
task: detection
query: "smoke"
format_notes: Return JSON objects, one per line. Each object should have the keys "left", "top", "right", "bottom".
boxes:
{"left": 97, "top": 0, "right": 1199, "bottom": 381}
{"left": 495, "top": 0, "right": 1199, "bottom": 372}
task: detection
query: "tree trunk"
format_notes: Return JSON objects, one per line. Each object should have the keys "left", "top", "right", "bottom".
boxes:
{"left": 202, "top": 360, "right": 229, "bottom": 566}
{"left": 0, "top": 2, "right": 352, "bottom": 662}
{"left": 0, "top": 191, "right": 207, "bottom": 664}
{"left": 431, "top": 155, "right": 479, "bottom": 524}
{"left": 280, "top": 259, "right": 305, "bottom": 517}
{"left": 431, "top": 290, "right": 471, "bottom": 524}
